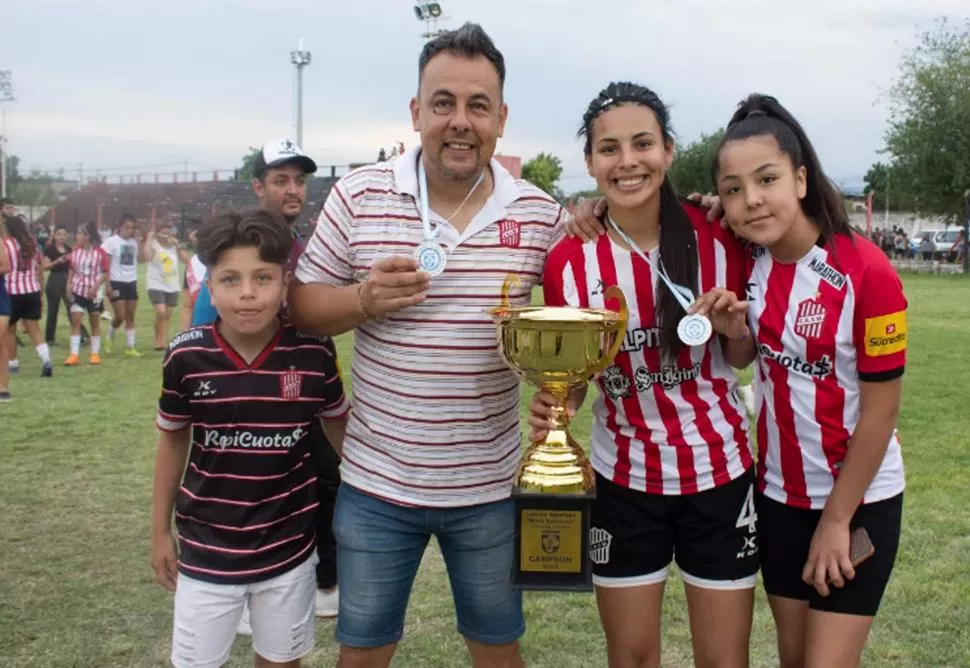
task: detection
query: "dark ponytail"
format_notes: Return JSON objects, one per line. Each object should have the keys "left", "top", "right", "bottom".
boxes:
{"left": 713, "top": 94, "right": 850, "bottom": 244}
{"left": 83, "top": 221, "right": 102, "bottom": 246}
{"left": 579, "top": 81, "right": 697, "bottom": 362}
{"left": 3, "top": 214, "right": 36, "bottom": 261}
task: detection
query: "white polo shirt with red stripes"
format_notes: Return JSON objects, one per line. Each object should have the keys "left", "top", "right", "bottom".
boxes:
{"left": 3, "top": 238, "right": 42, "bottom": 295}
{"left": 295, "top": 147, "right": 566, "bottom": 507}
{"left": 544, "top": 203, "right": 754, "bottom": 496}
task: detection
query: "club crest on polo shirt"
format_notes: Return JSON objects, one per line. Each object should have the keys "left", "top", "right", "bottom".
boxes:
{"left": 498, "top": 219, "right": 521, "bottom": 248}
{"left": 794, "top": 298, "right": 827, "bottom": 341}
{"left": 808, "top": 257, "right": 846, "bottom": 290}
{"left": 281, "top": 368, "right": 303, "bottom": 400}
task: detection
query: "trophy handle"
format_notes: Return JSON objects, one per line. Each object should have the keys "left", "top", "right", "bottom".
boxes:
{"left": 589, "top": 284, "right": 629, "bottom": 376}
{"left": 500, "top": 273, "right": 521, "bottom": 308}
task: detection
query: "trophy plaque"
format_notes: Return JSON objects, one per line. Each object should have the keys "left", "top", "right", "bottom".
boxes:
{"left": 489, "top": 276, "right": 628, "bottom": 591}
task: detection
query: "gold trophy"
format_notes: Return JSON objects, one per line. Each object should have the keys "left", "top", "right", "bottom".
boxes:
{"left": 489, "top": 275, "right": 628, "bottom": 591}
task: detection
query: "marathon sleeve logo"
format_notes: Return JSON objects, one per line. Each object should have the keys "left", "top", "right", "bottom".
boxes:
{"left": 808, "top": 257, "right": 846, "bottom": 290}
{"left": 169, "top": 329, "right": 204, "bottom": 349}
{"left": 864, "top": 311, "right": 908, "bottom": 357}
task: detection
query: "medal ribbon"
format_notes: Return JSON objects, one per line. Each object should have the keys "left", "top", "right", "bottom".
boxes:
{"left": 417, "top": 152, "right": 485, "bottom": 242}
{"left": 606, "top": 215, "right": 695, "bottom": 313}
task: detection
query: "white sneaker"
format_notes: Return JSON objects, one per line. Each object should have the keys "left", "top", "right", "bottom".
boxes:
{"left": 316, "top": 587, "right": 338, "bottom": 618}
{"left": 237, "top": 602, "right": 252, "bottom": 636}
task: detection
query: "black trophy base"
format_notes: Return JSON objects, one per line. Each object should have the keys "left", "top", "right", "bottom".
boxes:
{"left": 511, "top": 486, "right": 595, "bottom": 592}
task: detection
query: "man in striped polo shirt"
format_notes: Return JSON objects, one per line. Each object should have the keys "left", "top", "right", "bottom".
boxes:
{"left": 289, "top": 22, "right": 566, "bottom": 668}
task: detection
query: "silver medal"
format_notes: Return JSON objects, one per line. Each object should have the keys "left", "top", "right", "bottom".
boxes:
{"left": 678, "top": 313, "right": 713, "bottom": 346}
{"left": 415, "top": 241, "right": 447, "bottom": 276}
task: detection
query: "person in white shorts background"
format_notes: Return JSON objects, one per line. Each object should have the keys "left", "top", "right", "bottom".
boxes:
{"left": 142, "top": 220, "right": 188, "bottom": 350}
{"left": 102, "top": 214, "right": 143, "bottom": 356}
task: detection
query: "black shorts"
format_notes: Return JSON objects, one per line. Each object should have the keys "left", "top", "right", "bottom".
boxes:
{"left": 70, "top": 293, "right": 105, "bottom": 314}
{"left": 756, "top": 492, "right": 902, "bottom": 616}
{"left": 9, "top": 293, "right": 42, "bottom": 324}
{"left": 109, "top": 280, "right": 138, "bottom": 302}
{"left": 590, "top": 469, "right": 759, "bottom": 588}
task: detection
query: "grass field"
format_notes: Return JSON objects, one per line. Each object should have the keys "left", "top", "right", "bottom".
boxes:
{"left": 2, "top": 273, "right": 969, "bottom": 667}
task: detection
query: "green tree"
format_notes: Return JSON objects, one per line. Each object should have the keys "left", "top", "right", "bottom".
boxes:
{"left": 884, "top": 18, "right": 970, "bottom": 220}
{"left": 9, "top": 181, "right": 57, "bottom": 207}
{"left": 236, "top": 147, "right": 261, "bottom": 181}
{"left": 668, "top": 128, "right": 724, "bottom": 196}
{"left": 522, "top": 152, "right": 564, "bottom": 200}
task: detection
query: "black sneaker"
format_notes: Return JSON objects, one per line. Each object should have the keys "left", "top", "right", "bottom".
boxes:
{"left": 0, "top": 391, "right": 11, "bottom": 403}
{"left": 41, "top": 362, "right": 53, "bottom": 378}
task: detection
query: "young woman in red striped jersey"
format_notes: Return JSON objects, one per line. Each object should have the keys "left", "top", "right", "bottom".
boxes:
{"left": 698, "top": 94, "right": 906, "bottom": 668}
{"left": 65, "top": 222, "right": 111, "bottom": 366}
{"left": 530, "top": 82, "right": 757, "bottom": 668}
{"left": 2, "top": 215, "right": 53, "bottom": 379}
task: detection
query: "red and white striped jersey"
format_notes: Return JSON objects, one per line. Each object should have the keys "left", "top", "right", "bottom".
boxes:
{"left": 747, "top": 233, "right": 907, "bottom": 510}
{"left": 68, "top": 245, "right": 110, "bottom": 296}
{"left": 2, "top": 238, "right": 42, "bottom": 295}
{"left": 295, "top": 146, "right": 565, "bottom": 507}
{"left": 544, "top": 203, "right": 753, "bottom": 495}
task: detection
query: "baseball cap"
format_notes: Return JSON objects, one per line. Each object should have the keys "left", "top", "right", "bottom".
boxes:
{"left": 252, "top": 139, "right": 318, "bottom": 178}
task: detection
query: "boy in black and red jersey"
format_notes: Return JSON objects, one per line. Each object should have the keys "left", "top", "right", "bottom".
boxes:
{"left": 151, "top": 208, "right": 348, "bottom": 668}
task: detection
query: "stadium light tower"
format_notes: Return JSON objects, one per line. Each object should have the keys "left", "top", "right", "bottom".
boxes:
{"left": 0, "top": 71, "right": 14, "bottom": 198}
{"left": 290, "top": 38, "right": 311, "bottom": 147}
{"left": 413, "top": 2, "right": 447, "bottom": 40}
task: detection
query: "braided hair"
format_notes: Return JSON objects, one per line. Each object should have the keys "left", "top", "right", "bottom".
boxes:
{"left": 579, "top": 81, "right": 698, "bottom": 363}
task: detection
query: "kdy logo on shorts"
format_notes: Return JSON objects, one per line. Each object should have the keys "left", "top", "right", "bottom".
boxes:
{"left": 280, "top": 368, "right": 303, "bottom": 400}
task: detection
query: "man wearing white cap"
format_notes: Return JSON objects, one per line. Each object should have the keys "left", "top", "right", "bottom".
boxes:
{"left": 190, "top": 139, "right": 342, "bottom": 633}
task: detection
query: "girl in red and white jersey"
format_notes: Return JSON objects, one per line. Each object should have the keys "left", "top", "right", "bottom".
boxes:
{"left": 2, "top": 214, "right": 53, "bottom": 378}
{"left": 531, "top": 82, "right": 757, "bottom": 668}
{"left": 706, "top": 94, "right": 907, "bottom": 668}
{"left": 65, "top": 222, "right": 111, "bottom": 366}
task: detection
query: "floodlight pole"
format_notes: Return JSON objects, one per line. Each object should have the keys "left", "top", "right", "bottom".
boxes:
{"left": 290, "top": 39, "right": 312, "bottom": 147}
{"left": 0, "top": 71, "right": 13, "bottom": 198}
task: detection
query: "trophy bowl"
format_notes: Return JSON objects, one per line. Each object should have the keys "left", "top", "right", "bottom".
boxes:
{"left": 489, "top": 275, "right": 628, "bottom": 590}
{"left": 488, "top": 276, "right": 629, "bottom": 494}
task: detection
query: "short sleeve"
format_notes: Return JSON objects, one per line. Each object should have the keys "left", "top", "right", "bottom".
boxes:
{"left": 295, "top": 178, "right": 356, "bottom": 287}
{"left": 99, "top": 249, "right": 111, "bottom": 272}
{"left": 157, "top": 348, "right": 192, "bottom": 432}
{"left": 542, "top": 239, "right": 585, "bottom": 308}
{"left": 66, "top": 249, "right": 77, "bottom": 271}
{"left": 315, "top": 339, "right": 350, "bottom": 419}
{"left": 853, "top": 258, "right": 907, "bottom": 381}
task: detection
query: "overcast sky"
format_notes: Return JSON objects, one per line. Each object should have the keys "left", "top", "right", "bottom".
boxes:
{"left": 3, "top": 0, "right": 968, "bottom": 192}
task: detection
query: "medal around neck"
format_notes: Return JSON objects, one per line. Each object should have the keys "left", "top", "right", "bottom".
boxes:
{"left": 415, "top": 241, "right": 447, "bottom": 276}
{"left": 678, "top": 313, "right": 713, "bottom": 347}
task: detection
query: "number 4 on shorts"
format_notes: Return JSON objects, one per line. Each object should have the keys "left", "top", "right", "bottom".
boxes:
{"left": 735, "top": 485, "right": 758, "bottom": 534}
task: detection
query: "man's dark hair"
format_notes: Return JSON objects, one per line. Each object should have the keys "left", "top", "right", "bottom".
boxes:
{"left": 418, "top": 22, "right": 505, "bottom": 93}
{"left": 0, "top": 197, "right": 13, "bottom": 207}
{"left": 195, "top": 208, "right": 292, "bottom": 270}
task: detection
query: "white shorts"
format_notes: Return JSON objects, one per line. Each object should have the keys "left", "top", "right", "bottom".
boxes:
{"left": 171, "top": 553, "right": 318, "bottom": 668}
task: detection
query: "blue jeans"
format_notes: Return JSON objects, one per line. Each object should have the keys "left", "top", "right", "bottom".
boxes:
{"left": 333, "top": 484, "right": 524, "bottom": 648}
